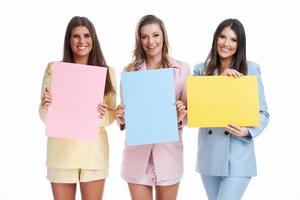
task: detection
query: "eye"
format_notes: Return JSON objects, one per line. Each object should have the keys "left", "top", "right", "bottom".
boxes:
{"left": 219, "top": 34, "right": 225, "bottom": 39}
{"left": 153, "top": 33, "right": 160, "bottom": 38}
{"left": 231, "top": 38, "right": 237, "bottom": 42}
{"left": 84, "top": 33, "right": 91, "bottom": 38}
{"left": 141, "top": 35, "right": 148, "bottom": 39}
{"left": 72, "top": 34, "right": 80, "bottom": 39}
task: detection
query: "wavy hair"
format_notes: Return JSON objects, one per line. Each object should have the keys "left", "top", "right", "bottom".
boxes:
{"left": 126, "top": 15, "right": 173, "bottom": 71}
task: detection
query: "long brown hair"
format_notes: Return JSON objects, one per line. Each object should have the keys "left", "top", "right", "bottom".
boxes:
{"left": 126, "top": 15, "right": 173, "bottom": 71}
{"left": 204, "top": 18, "right": 247, "bottom": 75}
{"left": 63, "top": 16, "right": 115, "bottom": 95}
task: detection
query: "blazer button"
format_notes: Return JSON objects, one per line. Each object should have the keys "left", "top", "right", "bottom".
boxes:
{"left": 208, "top": 130, "right": 212, "bottom": 135}
{"left": 224, "top": 131, "right": 229, "bottom": 135}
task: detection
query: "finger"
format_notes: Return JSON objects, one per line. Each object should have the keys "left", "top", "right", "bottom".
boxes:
{"left": 98, "top": 110, "right": 105, "bottom": 116}
{"left": 116, "top": 108, "right": 124, "bottom": 113}
{"left": 225, "top": 126, "right": 236, "bottom": 134}
{"left": 181, "top": 110, "right": 187, "bottom": 116}
{"left": 228, "top": 124, "right": 241, "bottom": 131}
{"left": 116, "top": 112, "right": 124, "bottom": 118}
{"left": 179, "top": 104, "right": 186, "bottom": 110}
{"left": 225, "top": 126, "right": 242, "bottom": 136}
{"left": 44, "top": 89, "right": 52, "bottom": 97}
{"left": 232, "top": 70, "right": 243, "bottom": 78}
{"left": 98, "top": 103, "right": 107, "bottom": 108}
{"left": 44, "top": 102, "right": 51, "bottom": 108}
{"left": 117, "top": 104, "right": 125, "bottom": 109}
{"left": 116, "top": 109, "right": 124, "bottom": 114}
{"left": 98, "top": 108, "right": 107, "bottom": 114}
{"left": 97, "top": 105, "right": 107, "bottom": 110}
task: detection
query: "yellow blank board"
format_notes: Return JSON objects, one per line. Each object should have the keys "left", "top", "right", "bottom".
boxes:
{"left": 187, "top": 76, "right": 259, "bottom": 127}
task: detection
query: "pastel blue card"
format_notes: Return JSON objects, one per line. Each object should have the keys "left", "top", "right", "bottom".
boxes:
{"left": 121, "top": 68, "right": 179, "bottom": 146}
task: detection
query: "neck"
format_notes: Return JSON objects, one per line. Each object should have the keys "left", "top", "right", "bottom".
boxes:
{"left": 74, "top": 56, "right": 89, "bottom": 65}
{"left": 219, "top": 58, "right": 232, "bottom": 70}
{"left": 146, "top": 55, "right": 162, "bottom": 69}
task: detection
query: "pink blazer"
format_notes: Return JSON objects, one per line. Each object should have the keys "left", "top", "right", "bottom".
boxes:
{"left": 121, "top": 59, "right": 191, "bottom": 181}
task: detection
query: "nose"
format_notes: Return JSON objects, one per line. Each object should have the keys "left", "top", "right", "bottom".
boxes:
{"left": 79, "top": 35, "right": 86, "bottom": 43}
{"left": 148, "top": 36, "right": 154, "bottom": 44}
{"left": 224, "top": 38, "right": 230, "bottom": 46}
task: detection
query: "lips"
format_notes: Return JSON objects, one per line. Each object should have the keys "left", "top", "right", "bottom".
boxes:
{"left": 77, "top": 46, "right": 88, "bottom": 50}
{"left": 147, "top": 46, "right": 157, "bottom": 50}
{"left": 220, "top": 47, "right": 230, "bottom": 53}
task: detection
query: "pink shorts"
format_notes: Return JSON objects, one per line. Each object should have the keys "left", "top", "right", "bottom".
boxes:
{"left": 122, "top": 153, "right": 181, "bottom": 186}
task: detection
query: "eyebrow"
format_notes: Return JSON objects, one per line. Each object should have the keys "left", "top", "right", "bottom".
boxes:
{"left": 141, "top": 31, "right": 160, "bottom": 35}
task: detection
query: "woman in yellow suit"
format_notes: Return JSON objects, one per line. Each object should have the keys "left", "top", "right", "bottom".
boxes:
{"left": 39, "top": 16, "right": 116, "bottom": 200}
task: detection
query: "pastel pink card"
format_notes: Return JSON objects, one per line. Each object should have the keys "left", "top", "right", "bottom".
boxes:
{"left": 46, "top": 62, "right": 107, "bottom": 140}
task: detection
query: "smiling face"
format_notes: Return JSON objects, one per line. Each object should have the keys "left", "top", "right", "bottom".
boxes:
{"left": 217, "top": 26, "right": 238, "bottom": 63}
{"left": 140, "top": 23, "right": 164, "bottom": 60}
{"left": 70, "top": 26, "right": 93, "bottom": 64}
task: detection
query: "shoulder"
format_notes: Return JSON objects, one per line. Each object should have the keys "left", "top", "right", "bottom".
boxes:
{"left": 247, "top": 61, "right": 261, "bottom": 75}
{"left": 172, "top": 59, "right": 190, "bottom": 68}
{"left": 171, "top": 58, "right": 191, "bottom": 74}
{"left": 45, "top": 62, "right": 54, "bottom": 75}
{"left": 193, "top": 62, "right": 206, "bottom": 75}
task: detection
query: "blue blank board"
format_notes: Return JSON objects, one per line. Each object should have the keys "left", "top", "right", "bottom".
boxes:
{"left": 121, "top": 68, "right": 179, "bottom": 146}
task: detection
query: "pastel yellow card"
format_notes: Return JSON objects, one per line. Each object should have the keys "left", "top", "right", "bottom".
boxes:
{"left": 187, "top": 76, "right": 259, "bottom": 127}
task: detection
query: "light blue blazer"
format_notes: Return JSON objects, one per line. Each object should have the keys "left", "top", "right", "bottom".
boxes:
{"left": 194, "top": 61, "right": 269, "bottom": 177}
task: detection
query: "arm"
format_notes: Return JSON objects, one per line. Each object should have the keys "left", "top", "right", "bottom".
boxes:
{"left": 228, "top": 63, "right": 269, "bottom": 142}
{"left": 178, "top": 63, "right": 191, "bottom": 127}
{"left": 246, "top": 63, "right": 269, "bottom": 139}
{"left": 38, "top": 63, "right": 53, "bottom": 123}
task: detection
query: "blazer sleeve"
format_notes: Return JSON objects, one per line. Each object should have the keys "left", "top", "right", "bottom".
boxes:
{"left": 99, "top": 67, "right": 117, "bottom": 127}
{"left": 179, "top": 63, "right": 191, "bottom": 127}
{"left": 193, "top": 63, "right": 206, "bottom": 76}
{"left": 239, "top": 63, "right": 269, "bottom": 142}
{"left": 38, "top": 63, "right": 53, "bottom": 123}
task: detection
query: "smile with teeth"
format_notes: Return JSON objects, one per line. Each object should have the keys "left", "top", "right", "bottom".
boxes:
{"left": 220, "top": 47, "right": 231, "bottom": 53}
{"left": 77, "top": 46, "right": 88, "bottom": 50}
{"left": 147, "top": 46, "right": 157, "bottom": 50}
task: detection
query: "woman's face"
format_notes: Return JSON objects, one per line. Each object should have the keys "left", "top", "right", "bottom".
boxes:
{"left": 70, "top": 26, "right": 93, "bottom": 62}
{"left": 217, "top": 26, "right": 238, "bottom": 61}
{"left": 140, "top": 23, "right": 164, "bottom": 59}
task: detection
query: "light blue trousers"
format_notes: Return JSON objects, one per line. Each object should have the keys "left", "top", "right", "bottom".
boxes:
{"left": 201, "top": 175, "right": 251, "bottom": 200}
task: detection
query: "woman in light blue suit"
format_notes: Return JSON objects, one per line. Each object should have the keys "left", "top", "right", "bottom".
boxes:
{"left": 193, "top": 18, "right": 269, "bottom": 200}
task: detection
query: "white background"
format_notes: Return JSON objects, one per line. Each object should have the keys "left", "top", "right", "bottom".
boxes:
{"left": 1, "top": 0, "right": 300, "bottom": 199}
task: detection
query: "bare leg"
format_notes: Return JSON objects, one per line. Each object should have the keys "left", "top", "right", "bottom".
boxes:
{"left": 155, "top": 182, "right": 180, "bottom": 200}
{"left": 51, "top": 183, "right": 76, "bottom": 200}
{"left": 80, "top": 179, "right": 105, "bottom": 200}
{"left": 128, "top": 183, "right": 153, "bottom": 200}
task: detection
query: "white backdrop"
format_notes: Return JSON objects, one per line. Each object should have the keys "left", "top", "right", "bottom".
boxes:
{"left": 1, "top": 0, "right": 300, "bottom": 199}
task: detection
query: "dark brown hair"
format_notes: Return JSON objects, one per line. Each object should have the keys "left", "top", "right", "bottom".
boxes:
{"left": 63, "top": 16, "right": 115, "bottom": 95}
{"left": 204, "top": 18, "right": 247, "bottom": 75}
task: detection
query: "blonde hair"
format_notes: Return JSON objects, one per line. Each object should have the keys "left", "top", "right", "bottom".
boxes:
{"left": 126, "top": 15, "right": 172, "bottom": 71}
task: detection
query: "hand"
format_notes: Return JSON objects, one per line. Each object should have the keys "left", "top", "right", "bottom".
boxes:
{"left": 41, "top": 88, "right": 52, "bottom": 108}
{"left": 225, "top": 124, "right": 249, "bottom": 137}
{"left": 176, "top": 100, "right": 186, "bottom": 123}
{"left": 116, "top": 104, "right": 125, "bottom": 126}
{"left": 221, "top": 69, "right": 243, "bottom": 78}
{"left": 97, "top": 103, "right": 107, "bottom": 119}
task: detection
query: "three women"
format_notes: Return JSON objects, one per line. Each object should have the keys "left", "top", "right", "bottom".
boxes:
{"left": 39, "top": 16, "right": 268, "bottom": 200}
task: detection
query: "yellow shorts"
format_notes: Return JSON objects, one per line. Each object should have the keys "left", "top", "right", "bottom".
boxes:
{"left": 47, "top": 167, "right": 108, "bottom": 183}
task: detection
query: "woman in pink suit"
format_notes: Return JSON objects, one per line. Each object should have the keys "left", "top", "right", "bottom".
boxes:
{"left": 116, "top": 15, "right": 190, "bottom": 200}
